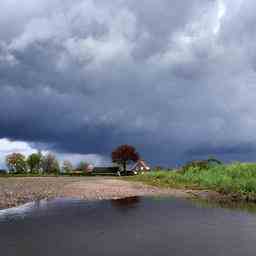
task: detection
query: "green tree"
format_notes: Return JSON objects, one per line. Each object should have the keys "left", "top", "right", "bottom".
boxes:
{"left": 6, "top": 153, "right": 27, "bottom": 174}
{"left": 27, "top": 152, "right": 42, "bottom": 173}
{"left": 42, "top": 153, "right": 60, "bottom": 174}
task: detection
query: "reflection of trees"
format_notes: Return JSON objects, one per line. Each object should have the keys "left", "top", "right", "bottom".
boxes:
{"left": 111, "top": 197, "right": 140, "bottom": 209}
{"left": 34, "top": 200, "right": 41, "bottom": 209}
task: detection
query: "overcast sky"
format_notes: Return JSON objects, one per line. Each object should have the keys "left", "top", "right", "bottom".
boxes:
{"left": 1, "top": 0, "right": 256, "bottom": 168}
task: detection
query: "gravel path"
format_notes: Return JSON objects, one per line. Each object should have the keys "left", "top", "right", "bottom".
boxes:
{"left": 0, "top": 177, "right": 218, "bottom": 209}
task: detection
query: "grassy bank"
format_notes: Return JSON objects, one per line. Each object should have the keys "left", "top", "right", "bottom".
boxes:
{"left": 128, "top": 163, "right": 256, "bottom": 202}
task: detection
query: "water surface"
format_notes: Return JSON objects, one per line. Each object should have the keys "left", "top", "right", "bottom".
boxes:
{"left": 1, "top": 197, "right": 256, "bottom": 256}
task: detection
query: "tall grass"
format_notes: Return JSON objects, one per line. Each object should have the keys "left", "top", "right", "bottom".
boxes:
{"left": 129, "top": 163, "right": 256, "bottom": 200}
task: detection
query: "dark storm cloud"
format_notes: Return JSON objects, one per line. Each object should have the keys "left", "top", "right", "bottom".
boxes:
{"left": 1, "top": 0, "right": 256, "bottom": 166}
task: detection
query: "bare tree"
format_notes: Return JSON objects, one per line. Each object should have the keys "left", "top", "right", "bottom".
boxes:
{"left": 62, "top": 160, "right": 73, "bottom": 173}
{"left": 42, "top": 153, "right": 60, "bottom": 174}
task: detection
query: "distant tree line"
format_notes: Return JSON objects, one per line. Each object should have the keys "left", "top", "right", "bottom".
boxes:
{"left": 3, "top": 144, "right": 143, "bottom": 175}
{"left": 5, "top": 151, "right": 90, "bottom": 175}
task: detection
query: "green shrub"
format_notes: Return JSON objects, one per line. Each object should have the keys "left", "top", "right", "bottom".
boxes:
{"left": 128, "top": 162, "right": 256, "bottom": 200}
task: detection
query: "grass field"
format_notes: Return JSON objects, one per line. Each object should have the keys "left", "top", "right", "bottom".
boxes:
{"left": 128, "top": 163, "right": 256, "bottom": 201}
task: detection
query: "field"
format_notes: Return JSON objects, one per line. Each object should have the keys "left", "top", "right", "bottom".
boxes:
{"left": 128, "top": 163, "right": 256, "bottom": 202}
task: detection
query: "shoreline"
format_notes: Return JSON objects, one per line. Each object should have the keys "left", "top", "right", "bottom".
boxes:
{"left": 0, "top": 176, "right": 247, "bottom": 210}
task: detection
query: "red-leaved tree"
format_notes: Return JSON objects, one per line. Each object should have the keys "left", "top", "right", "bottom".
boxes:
{"left": 112, "top": 145, "right": 139, "bottom": 174}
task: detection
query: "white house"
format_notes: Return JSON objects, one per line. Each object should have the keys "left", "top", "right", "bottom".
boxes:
{"left": 129, "top": 160, "right": 150, "bottom": 174}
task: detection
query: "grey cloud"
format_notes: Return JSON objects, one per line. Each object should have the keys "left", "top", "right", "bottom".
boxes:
{"left": 1, "top": 0, "right": 256, "bottom": 166}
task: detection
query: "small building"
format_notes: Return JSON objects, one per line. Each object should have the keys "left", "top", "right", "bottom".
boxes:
{"left": 92, "top": 167, "right": 121, "bottom": 176}
{"left": 129, "top": 160, "right": 151, "bottom": 174}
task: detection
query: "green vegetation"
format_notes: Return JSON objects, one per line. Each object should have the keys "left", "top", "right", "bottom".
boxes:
{"left": 182, "top": 158, "right": 222, "bottom": 171}
{"left": 4, "top": 152, "right": 91, "bottom": 176}
{"left": 27, "top": 152, "right": 43, "bottom": 173}
{"left": 128, "top": 162, "right": 256, "bottom": 201}
{"left": 6, "top": 153, "right": 27, "bottom": 174}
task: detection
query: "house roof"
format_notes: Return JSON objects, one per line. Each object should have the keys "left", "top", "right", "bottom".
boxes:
{"left": 130, "top": 160, "right": 150, "bottom": 171}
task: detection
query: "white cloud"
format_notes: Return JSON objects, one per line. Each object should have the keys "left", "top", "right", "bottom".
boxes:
{"left": 0, "top": 138, "right": 37, "bottom": 168}
{"left": 214, "top": 0, "right": 226, "bottom": 34}
{"left": 0, "top": 138, "right": 109, "bottom": 169}
{"left": 0, "top": 138, "right": 37, "bottom": 155}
